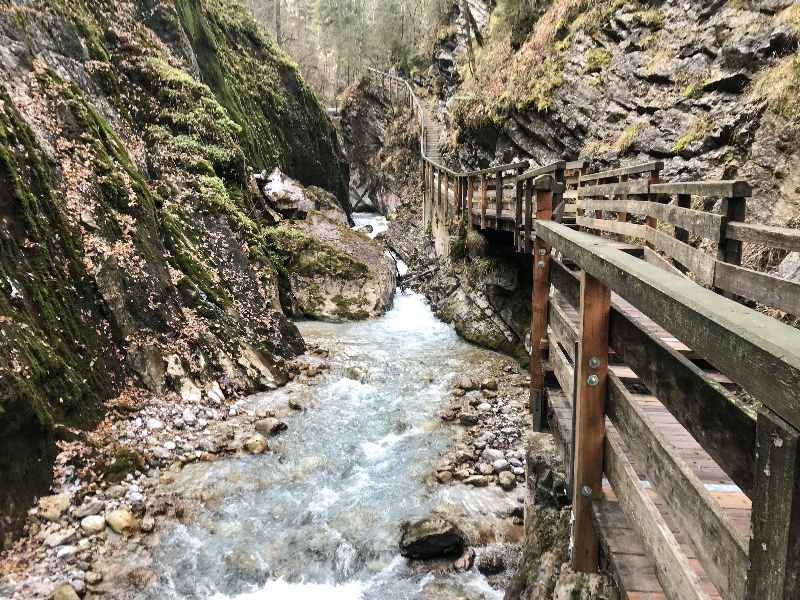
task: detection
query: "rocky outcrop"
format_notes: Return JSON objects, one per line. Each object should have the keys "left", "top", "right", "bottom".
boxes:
{"left": 0, "top": 0, "right": 347, "bottom": 547}
{"left": 338, "top": 79, "right": 422, "bottom": 217}
{"left": 450, "top": 1, "right": 799, "bottom": 234}
{"left": 504, "top": 432, "right": 616, "bottom": 600}
{"left": 416, "top": 230, "right": 532, "bottom": 358}
{"left": 399, "top": 517, "right": 466, "bottom": 559}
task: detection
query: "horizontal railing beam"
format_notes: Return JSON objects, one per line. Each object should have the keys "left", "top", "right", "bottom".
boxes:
{"left": 536, "top": 221, "right": 800, "bottom": 431}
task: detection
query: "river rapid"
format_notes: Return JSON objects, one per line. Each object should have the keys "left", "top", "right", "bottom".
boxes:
{"left": 136, "top": 213, "right": 517, "bottom": 599}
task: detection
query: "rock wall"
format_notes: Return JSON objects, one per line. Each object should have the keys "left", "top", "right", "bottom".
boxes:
{"left": 449, "top": 1, "right": 799, "bottom": 235}
{"left": 0, "top": 0, "right": 348, "bottom": 547}
{"left": 338, "top": 80, "right": 421, "bottom": 218}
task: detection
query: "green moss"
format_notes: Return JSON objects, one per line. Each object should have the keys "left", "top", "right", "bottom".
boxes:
{"left": 585, "top": 48, "right": 612, "bottom": 73}
{"left": 633, "top": 7, "right": 664, "bottom": 28}
{"left": 262, "top": 224, "right": 368, "bottom": 280}
{"left": 616, "top": 122, "right": 644, "bottom": 154}
{"left": 173, "top": 0, "right": 349, "bottom": 203}
{"left": 0, "top": 88, "right": 118, "bottom": 436}
{"left": 672, "top": 116, "right": 714, "bottom": 153}
{"left": 103, "top": 447, "right": 146, "bottom": 482}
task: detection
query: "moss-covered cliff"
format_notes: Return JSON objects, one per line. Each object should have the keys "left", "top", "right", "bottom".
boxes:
{"left": 0, "top": 0, "right": 348, "bottom": 547}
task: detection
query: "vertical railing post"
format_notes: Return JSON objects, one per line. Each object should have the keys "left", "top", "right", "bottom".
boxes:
{"left": 514, "top": 167, "right": 524, "bottom": 251}
{"left": 496, "top": 171, "right": 504, "bottom": 224}
{"left": 644, "top": 167, "right": 662, "bottom": 248}
{"left": 717, "top": 194, "right": 747, "bottom": 266}
{"left": 571, "top": 270, "right": 610, "bottom": 573}
{"left": 616, "top": 174, "right": 630, "bottom": 242}
{"left": 524, "top": 178, "right": 533, "bottom": 253}
{"left": 530, "top": 176, "right": 554, "bottom": 432}
{"left": 467, "top": 176, "right": 474, "bottom": 231}
{"left": 746, "top": 408, "right": 800, "bottom": 600}
{"left": 444, "top": 171, "right": 449, "bottom": 224}
{"left": 436, "top": 167, "right": 442, "bottom": 224}
{"left": 480, "top": 175, "right": 487, "bottom": 229}
{"left": 674, "top": 193, "right": 691, "bottom": 244}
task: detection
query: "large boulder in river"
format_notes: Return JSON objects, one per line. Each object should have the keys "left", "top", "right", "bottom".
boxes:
{"left": 399, "top": 517, "right": 466, "bottom": 559}
{"left": 273, "top": 212, "right": 396, "bottom": 321}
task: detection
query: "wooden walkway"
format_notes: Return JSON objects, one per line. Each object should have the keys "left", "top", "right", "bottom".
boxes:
{"left": 367, "top": 69, "right": 800, "bottom": 600}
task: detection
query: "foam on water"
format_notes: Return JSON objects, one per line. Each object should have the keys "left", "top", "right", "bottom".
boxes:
{"left": 211, "top": 579, "right": 365, "bottom": 600}
{"left": 140, "top": 214, "right": 513, "bottom": 599}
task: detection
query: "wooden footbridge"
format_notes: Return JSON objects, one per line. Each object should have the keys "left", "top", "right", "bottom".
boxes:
{"left": 368, "top": 69, "right": 800, "bottom": 599}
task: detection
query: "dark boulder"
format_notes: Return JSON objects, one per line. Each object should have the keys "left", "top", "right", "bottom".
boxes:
{"left": 399, "top": 517, "right": 466, "bottom": 559}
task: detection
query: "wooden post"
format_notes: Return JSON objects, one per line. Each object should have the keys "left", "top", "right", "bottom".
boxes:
{"left": 444, "top": 172, "right": 449, "bottom": 223}
{"left": 467, "top": 176, "right": 474, "bottom": 231}
{"left": 571, "top": 272, "right": 611, "bottom": 573}
{"left": 437, "top": 167, "right": 442, "bottom": 214}
{"left": 718, "top": 195, "right": 746, "bottom": 265}
{"left": 674, "top": 193, "right": 691, "bottom": 244}
{"left": 480, "top": 175, "right": 487, "bottom": 229}
{"left": 644, "top": 168, "right": 661, "bottom": 248}
{"left": 617, "top": 174, "right": 629, "bottom": 242}
{"left": 530, "top": 180, "right": 554, "bottom": 432}
{"left": 524, "top": 179, "right": 533, "bottom": 253}
{"left": 515, "top": 168, "right": 524, "bottom": 251}
{"left": 746, "top": 408, "right": 800, "bottom": 600}
{"left": 496, "top": 172, "right": 503, "bottom": 224}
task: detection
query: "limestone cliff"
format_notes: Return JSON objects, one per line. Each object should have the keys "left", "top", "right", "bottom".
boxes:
{"left": 0, "top": 0, "right": 350, "bottom": 547}
{"left": 447, "top": 1, "right": 799, "bottom": 236}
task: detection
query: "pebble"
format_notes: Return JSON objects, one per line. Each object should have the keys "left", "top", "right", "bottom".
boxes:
{"left": 482, "top": 448, "right": 504, "bottom": 462}
{"left": 39, "top": 494, "right": 71, "bottom": 522}
{"left": 477, "top": 463, "right": 494, "bottom": 476}
{"left": 141, "top": 515, "right": 155, "bottom": 533}
{"left": 85, "top": 572, "right": 103, "bottom": 585}
{"left": 106, "top": 485, "right": 125, "bottom": 499}
{"left": 498, "top": 471, "right": 516, "bottom": 490}
{"left": 105, "top": 509, "right": 137, "bottom": 534}
{"left": 464, "top": 475, "right": 488, "bottom": 487}
{"left": 243, "top": 433, "right": 269, "bottom": 454}
{"left": 254, "top": 418, "right": 287, "bottom": 437}
{"left": 288, "top": 398, "right": 304, "bottom": 411}
{"left": 436, "top": 471, "right": 453, "bottom": 483}
{"left": 146, "top": 418, "right": 164, "bottom": 431}
{"left": 492, "top": 459, "right": 510, "bottom": 473}
{"left": 51, "top": 583, "right": 80, "bottom": 600}
{"left": 460, "top": 413, "right": 478, "bottom": 426}
{"left": 75, "top": 498, "right": 103, "bottom": 518}
{"left": 182, "top": 408, "right": 197, "bottom": 426}
{"left": 56, "top": 545, "right": 78, "bottom": 559}
{"left": 45, "top": 528, "right": 77, "bottom": 548}
{"left": 80, "top": 515, "right": 106, "bottom": 534}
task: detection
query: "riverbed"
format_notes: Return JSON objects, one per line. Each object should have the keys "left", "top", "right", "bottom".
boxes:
{"left": 118, "top": 213, "right": 521, "bottom": 599}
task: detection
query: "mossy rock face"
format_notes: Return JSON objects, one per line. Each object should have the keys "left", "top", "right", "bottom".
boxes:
{"left": 275, "top": 213, "right": 397, "bottom": 321}
{"left": 0, "top": 0, "right": 349, "bottom": 548}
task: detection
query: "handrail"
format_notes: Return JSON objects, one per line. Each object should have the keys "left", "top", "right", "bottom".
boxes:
{"left": 366, "top": 68, "right": 528, "bottom": 179}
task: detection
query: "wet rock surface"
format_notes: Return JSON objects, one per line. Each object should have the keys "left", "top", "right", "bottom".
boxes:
{"left": 400, "top": 518, "right": 466, "bottom": 559}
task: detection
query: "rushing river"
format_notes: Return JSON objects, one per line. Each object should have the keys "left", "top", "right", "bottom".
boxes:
{"left": 141, "top": 214, "right": 513, "bottom": 599}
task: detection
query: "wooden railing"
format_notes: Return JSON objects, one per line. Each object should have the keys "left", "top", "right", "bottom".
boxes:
{"left": 368, "top": 69, "right": 800, "bottom": 600}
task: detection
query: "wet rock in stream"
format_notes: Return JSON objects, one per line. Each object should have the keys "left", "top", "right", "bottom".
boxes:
{"left": 399, "top": 518, "right": 466, "bottom": 559}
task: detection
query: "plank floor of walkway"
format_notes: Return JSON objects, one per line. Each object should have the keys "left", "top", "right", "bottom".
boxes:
{"left": 546, "top": 292, "right": 752, "bottom": 599}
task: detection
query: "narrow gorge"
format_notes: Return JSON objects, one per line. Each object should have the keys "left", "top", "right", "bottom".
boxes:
{"left": 1, "top": 0, "right": 799, "bottom": 599}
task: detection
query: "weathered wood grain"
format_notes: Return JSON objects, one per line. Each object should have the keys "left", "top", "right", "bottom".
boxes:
{"left": 650, "top": 181, "right": 752, "bottom": 198}
{"left": 726, "top": 222, "right": 800, "bottom": 252}
{"left": 572, "top": 273, "right": 610, "bottom": 571}
{"left": 647, "top": 228, "right": 716, "bottom": 286}
{"left": 536, "top": 221, "right": 800, "bottom": 432}
{"left": 604, "top": 431, "right": 711, "bottom": 600}
{"left": 746, "top": 409, "right": 800, "bottom": 600}
{"left": 580, "top": 161, "right": 664, "bottom": 183}
{"left": 607, "top": 375, "right": 748, "bottom": 599}
{"left": 714, "top": 261, "right": 800, "bottom": 316}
